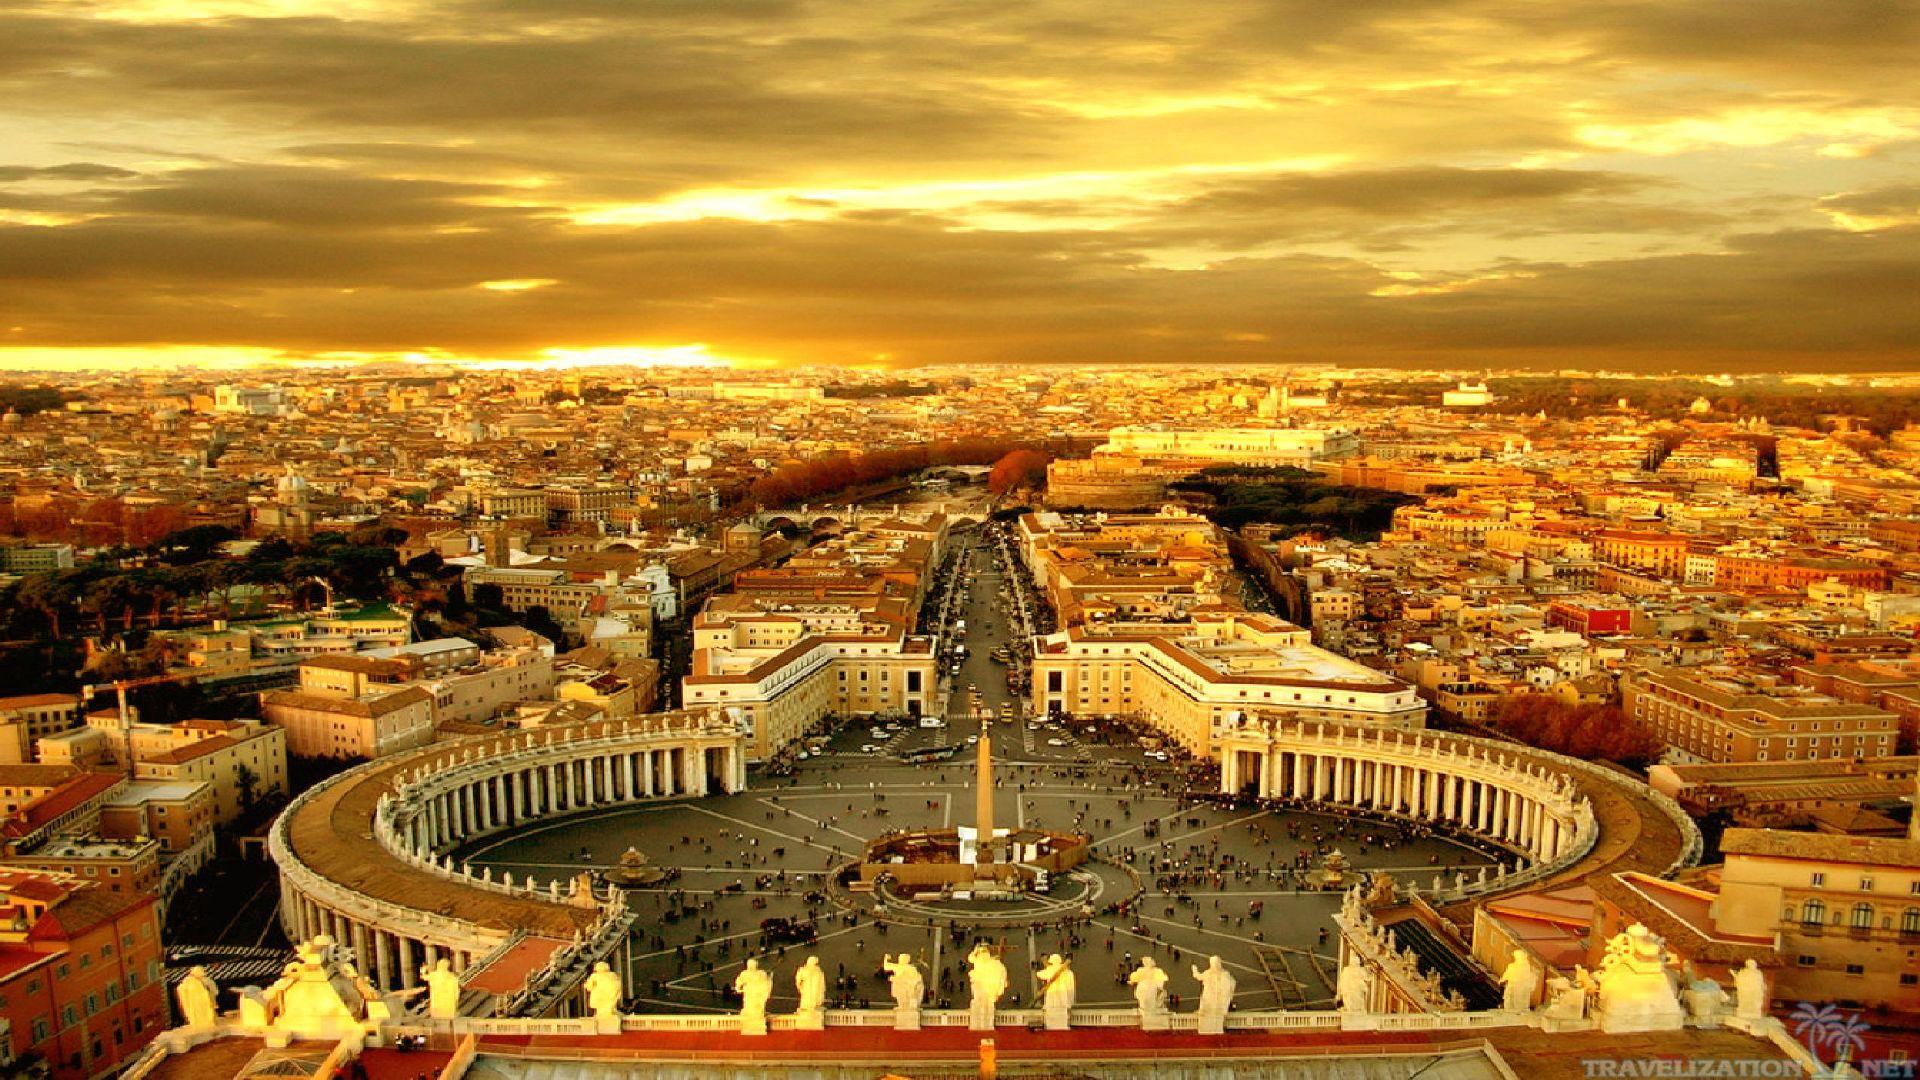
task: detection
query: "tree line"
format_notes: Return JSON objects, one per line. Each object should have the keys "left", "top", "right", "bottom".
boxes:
{"left": 1488, "top": 694, "right": 1662, "bottom": 770}
{"left": 743, "top": 436, "right": 1090, "bottom": 508}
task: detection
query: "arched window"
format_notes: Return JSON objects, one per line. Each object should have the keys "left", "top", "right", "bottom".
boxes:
{"left": 1801, "top": 899, "right": 1826, "bottom": 926}
{"left": 1901, "top": 908, "right": 1920, "bottom": 935}
{"left": 1851, "top": 903, "right": 1874, "bottom": 930}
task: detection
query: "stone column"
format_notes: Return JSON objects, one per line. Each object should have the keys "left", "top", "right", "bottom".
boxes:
{"left": 643, "top": 750, "right": 656, "bottom": 797}
{"left": 399, "top": 936, "right": 418, "bottom": 990}
{"left": 374, "top": 930, "right": 394, "bottom": 990}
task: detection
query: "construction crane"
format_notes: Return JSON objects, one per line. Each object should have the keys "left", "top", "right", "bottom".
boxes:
{"left": 77, "top": 671, "right": 198, "bottom": 780}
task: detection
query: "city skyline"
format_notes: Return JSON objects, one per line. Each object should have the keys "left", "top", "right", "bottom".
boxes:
{"left": 0, "top": 0, "right": 1916, "bottom": 372}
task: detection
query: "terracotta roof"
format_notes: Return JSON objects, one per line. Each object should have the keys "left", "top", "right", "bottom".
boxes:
{"left": 0, "top": 764, "right": 80, "bottom": 789}
{"left": 1720, "top": 828, "right": 1920, "bottom": 867}
{"left": 0, "top": 693, "right": 79, "bottom": 711}
{"left": 263, "top": 686, "right": 433, "bottom": 718}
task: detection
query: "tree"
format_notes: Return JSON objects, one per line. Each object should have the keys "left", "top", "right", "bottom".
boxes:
{"left": 988, "top": 450, "right": 1051, "bottom": 495}
{"left": 155, "top": 524, "right": 239, "bottom": 563}
{"left": 235, "top": 763, "right": 260, "bottom": 817}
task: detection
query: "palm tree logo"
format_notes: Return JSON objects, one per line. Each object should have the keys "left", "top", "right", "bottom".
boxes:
{"left": 1790, "top": 1002, "right": 1870, "bottom": 1060}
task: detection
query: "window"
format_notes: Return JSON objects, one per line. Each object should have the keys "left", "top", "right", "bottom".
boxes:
{"left": 1852, "top": 903, "right": 1875, "bottom": 930}
{"left": 1902, "top": 909, "right": 1920, "bottom": 935}
{"left": 1802, "top": 899, "right": 1827, "bottom": 925}
{"left": 1811, "top": 872, "right": 1826, "bottom": 888}
{"left": 1798, "top": 955, "right": 1816, "bottom": 967}
{"left": 1846, "top": 964, "right": 1866, "bottom": 976}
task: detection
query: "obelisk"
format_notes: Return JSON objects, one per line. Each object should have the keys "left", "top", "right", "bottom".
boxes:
{"left": 975, "top": 733, "right": 995, "bottom": 864}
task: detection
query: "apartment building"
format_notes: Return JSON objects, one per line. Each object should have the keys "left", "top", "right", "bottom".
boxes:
{"left": 263, "top": 678, "right": 433, "bottom": 761}
{"left": 0, "top": 695, "right": 78, "bottom": 765}
{"left": 0, "top": 869, "right": 168, "bottom": 1080}
{"left": 1623, "top": 667, "right": 1899, "bottom": 764}
{"left": 1716, "top": 829, "right": 1920, "bottom": 1012}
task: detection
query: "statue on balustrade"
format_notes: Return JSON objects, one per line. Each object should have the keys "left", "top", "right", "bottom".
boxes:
{"left": 1499, "top": 949, "right": 1540, "bottom": 1012}
{"left": 585, "top": 961, "right": 623, "bottom": 1032}
{"left": 1192, "top": 955, "right": 1235, "bottom": 1035}
{"left": 177, "top": 966, "right": 220, "bottom": 1029}
{"left": 1338, "top": 954, "right": 1374, "bottom": 1015}
{"left": 1037, "top": 953, "right": 1075, "bottom": 1030}
{"left": 1130, "top": 957, "right": 1170, "bottom": 1030}
{"left": 1734, "top": 959, "right": 1768, "bottom": 1021}
{"left": 734, "top": 958, "right": 773, "bottom": 1035}
{"left": 1594, "top": 923, "right": 1684, "bottom": 1033}
{"left": 967, "top": 943, "right": 1008, "bottom": 1032}
{"left": 794, "top": 956, "right": 827, "bottom": 1030}
{"left": 883, "top": 953, "right": 924, "bottom": 1030}
{"left": 422, "top": 958, "right": 461, "bottom": 1020}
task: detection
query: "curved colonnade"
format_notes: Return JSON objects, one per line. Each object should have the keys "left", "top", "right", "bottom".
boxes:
{"left": 271, "top": 710, "right": 746, "bottom": 1010}
{"left": 272, "top": 708, "right": 1696, "bottom": 1018}
{"left": 1217, "top": 716, "right": 1701, "bottom": 902}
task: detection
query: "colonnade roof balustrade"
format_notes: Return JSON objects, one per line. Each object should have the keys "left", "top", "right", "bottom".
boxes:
{"left": 278, "top": 710, "right": 738, "bottom": 942}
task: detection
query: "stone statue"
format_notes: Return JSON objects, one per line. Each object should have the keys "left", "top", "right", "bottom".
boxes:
{"left": 176, "top": 966, "right": 219, "bottom": 1029}
{"left": 1734, "top": 959, "right": 1768, "bottom": 1020}
{"left": 1594, "top": 923, "right": 1684, "bottom": 1034}
{"left": 1130, "top": 957, "right": 1170, "bottom": 1030}
{"left": 1543, "top": 974, "right": 1587, "bottom": 1020}
{"left": 1685, "top": 977, "right": 1729, "bottom": 1027}
{"left": 883, "top": 953, "right": 924, "bottom": 1030}
{"left": 794, "top": 956, "right": 827, "bottom": 1030}
{"left": 1500, "top": 949, "right": 1539, "bottom": 1012}
{"left": 1037, "top": 953, "right": 1075, "bottom": 1030}
{"left": 966, "top": 943, "right": 1008, "bottom": 1032}
{"left": 1192, "top": 955, "right": 1236, "bottom": 1034}
{"left": 422, "top": 958, "right": 461, "bottom": 1020}
{"left": 585, "top": 961, "right": 622, "bottom": 1032}
{"left": 734, "top": 959, "right": 773, "bottom": 1036}
{"left": 1338, "top": 954, "right": 1373, "bottom": 1015}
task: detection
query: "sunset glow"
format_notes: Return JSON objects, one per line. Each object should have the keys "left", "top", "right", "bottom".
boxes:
{"left": 0, "top": 0, "right": 1914, "bottom": 370}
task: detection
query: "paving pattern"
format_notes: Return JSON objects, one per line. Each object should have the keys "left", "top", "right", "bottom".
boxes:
{"left": 457, "top": 741, "right": 1504, "bottom": 1015}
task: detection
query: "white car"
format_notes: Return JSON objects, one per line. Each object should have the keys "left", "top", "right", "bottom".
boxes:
{"left": 861, "top": 744, "right": 879, "bottom": 753}
{"left": 1046, "top": 738, "right": 1067, "bottom": 747}
{"left": 966, "top": 734, "right": 980, "bottom": 744}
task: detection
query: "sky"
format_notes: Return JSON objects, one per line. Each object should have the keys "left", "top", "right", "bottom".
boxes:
{"left": 0, "top": 0, "right": 1916, "bottom": 372}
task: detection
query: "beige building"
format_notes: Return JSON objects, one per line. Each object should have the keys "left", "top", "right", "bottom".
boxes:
{"left": 99, "top": 780, "right": 214, "bottom": 861}
{"left": 0, "top": 764, "right": 81, "bottom": 816}
{"left": 1096, "top": 425, "right": 1360, "bottom": 465}
{"left": 1716, "top": 828, "right": 1920, "bottom": 1012}
{"left": 683, "top": 630, "right": 936, "bottom": 760}
{"left": 0, "top": 694, "right": 78, "bottom": 764}
{"left": 1623, "top": 667, "right": 1900, "bottom": 764}
{"left": 114, "top": 718, "right": 288, "bottom": 825}
{"left": 1031, "top": 612, "right": 1425, "bottom": 756}
{"left": 263, "top": 683, "right": 434, "bottom": 761}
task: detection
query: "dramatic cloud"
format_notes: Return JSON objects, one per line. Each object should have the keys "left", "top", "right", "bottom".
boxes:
{"left": 0, "top": 0, "right": 1915, "bottom": 370}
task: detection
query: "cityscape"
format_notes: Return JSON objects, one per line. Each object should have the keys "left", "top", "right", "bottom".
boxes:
{"left": 0, "top": 2, "right": 1918, "bottom": 1080}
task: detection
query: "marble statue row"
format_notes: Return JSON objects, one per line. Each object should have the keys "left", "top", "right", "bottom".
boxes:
{"left": 728, "top": 947, "right": 1240, "bottom": 1035}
